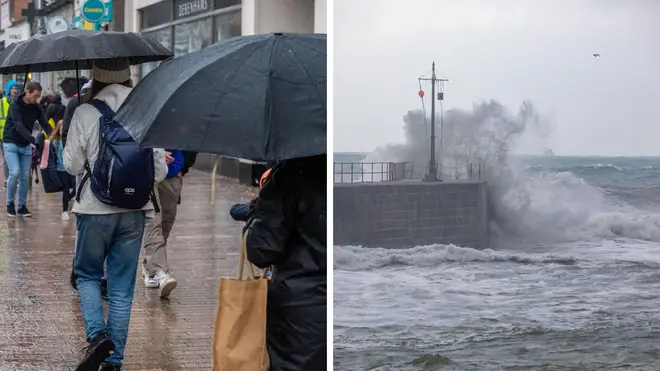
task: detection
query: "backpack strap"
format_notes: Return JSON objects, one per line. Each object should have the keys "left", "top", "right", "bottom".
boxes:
{"left": 87, "top": 99, "right": 115, "bottom": 117}
{"left": 151, "top": 189, "right": 160, "bottom": 213}
{"left": 76, "top": 99, "right": 112, "bottom": 203}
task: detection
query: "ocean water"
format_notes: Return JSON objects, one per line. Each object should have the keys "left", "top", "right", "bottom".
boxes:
{"left": 334, "top": 156, "right": 660, "bottom": 371}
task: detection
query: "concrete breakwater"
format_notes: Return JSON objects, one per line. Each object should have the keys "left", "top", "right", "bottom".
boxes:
{"left": 334, "top": 180, "right": 489, "bottom": 249}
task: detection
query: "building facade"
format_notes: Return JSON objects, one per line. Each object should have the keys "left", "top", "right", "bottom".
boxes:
{"left": 126, "top": 0, "right": 327, "bottom": 80}
{"left": 0, "top": 0, "right": 32, "bottom": 89}
{"left": 123, "top": 0, "right": 327, "bottom": 183}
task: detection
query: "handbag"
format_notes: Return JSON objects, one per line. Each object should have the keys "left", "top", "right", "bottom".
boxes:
{"left": 211, "top": 235, "right": 270, "bottom": 371}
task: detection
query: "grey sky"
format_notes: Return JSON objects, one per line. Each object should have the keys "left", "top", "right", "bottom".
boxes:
{"left": 334, "top": 0, "right": 660, "bottom": 156}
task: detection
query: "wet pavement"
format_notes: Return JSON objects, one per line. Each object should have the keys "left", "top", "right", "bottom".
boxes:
{"left": 0, "top": 170, "right": 257, "bottom": 370}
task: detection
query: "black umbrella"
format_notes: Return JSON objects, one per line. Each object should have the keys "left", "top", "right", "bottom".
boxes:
{"left": 0, "top": 29, "right": 172, "bottom": 74}
{"left": 115, "top": 32, "right": 326, "bottom": 162}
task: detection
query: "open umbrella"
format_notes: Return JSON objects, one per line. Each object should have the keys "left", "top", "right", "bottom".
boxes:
{"left": 0, "top": 30, "right": 172, "bottom": 74}
{"left": 0, "top": 30, "right": 173, "bottom": 97}
{"left": 114, "top": 32, "right": 326, "bottom": 162}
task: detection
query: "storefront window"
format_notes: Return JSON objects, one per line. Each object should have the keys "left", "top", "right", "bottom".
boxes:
{"left": 174, "top": 18, "right": 213, "bottom": 56}
{"left": 138, "top": 0, "right": 241, "bottom": 80}
{"left": 215, "top": 10, "right": 241, "bottom": 42}
{"left": 141, "top": 28, "right": 173, "bottom": 78}
{"left": 141, "top": 1, "right": 172, "bottom": 29}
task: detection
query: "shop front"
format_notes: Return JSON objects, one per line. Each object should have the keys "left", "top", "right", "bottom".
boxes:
{"left": 137, "top": 0, "right": 241, "bottom": 79}
{"left": 0, "top": 22, "right": 31, "bottom": 89}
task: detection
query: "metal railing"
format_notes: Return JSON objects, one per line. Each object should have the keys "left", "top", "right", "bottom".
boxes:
{"left": 334, "top": 161, "right": 482, "bottom": 183}
{"left": 333, "top": 162, "right": 414, "bottom": 183}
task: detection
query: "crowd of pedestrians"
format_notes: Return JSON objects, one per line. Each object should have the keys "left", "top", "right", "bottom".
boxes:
{"left": 1, "top": 61, "right": 326, "bottom": 371}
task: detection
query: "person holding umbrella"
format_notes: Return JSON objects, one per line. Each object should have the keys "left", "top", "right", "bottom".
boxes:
{"left": 63, "top": 58, "right": 168, "bottom": 371}
{"left": 3, "top": 81, "right": 52, "bottom": 217}
{"left": 244, "top": 154, "right": 327, "bottom": 370}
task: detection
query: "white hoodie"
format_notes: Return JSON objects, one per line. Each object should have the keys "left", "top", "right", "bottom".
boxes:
{"left": 63, "top": 84, "right": 168, "bottom": 215}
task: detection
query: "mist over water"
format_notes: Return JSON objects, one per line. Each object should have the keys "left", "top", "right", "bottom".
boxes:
{"left": 335, "top": 101, "right": 660, "bottom": 370}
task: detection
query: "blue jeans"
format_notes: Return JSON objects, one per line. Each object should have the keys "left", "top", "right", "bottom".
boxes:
{"left": 73, "top": 212, "right": 146, "bottom": 366}
{"left": 3, "top": 142, "right": 31, "bottom": 207}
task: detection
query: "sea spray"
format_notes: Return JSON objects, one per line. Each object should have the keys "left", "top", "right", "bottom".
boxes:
{"left": 364, "top": 100, "right": 552, "bottom": 239}
{"left": 362, "top": 100, "right": 660, "bottom": 243}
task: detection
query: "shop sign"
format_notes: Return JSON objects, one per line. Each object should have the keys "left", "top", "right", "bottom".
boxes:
{"left": 47, "top": 16, "right": 69, "bottom": 34}
{"left": 81, "top": 0, "right": 105, "bottom": 23}
{"left": 3, "top": 23, "right": 31, "bottom": 46}
{"left": 174, "top": 0, "right": 209, "bottom": 20}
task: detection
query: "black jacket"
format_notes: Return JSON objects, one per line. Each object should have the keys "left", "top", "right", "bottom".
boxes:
{"left": 45, "top": 95, "right": 66, "bottom": 124}
{"left": 180, "top": 151, "right": 198, "bottom": 176}
{"left": 62, "top": 93, "right": 89, "bottom": 147}
{"left": 2, "top": 93, "right": 51, "bottom": 146}
{"left": 245, "top": 155, "right": 326, "bottom": 371}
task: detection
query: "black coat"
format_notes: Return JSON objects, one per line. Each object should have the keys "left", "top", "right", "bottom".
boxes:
{"left": 245, "top": 155, "right": 326, "bottom": 371}
{"left": 180, "top": 151, "right": 198, "bottom": 176}
{"left": 45, "top": 95, "right": 66, "bottom": 124}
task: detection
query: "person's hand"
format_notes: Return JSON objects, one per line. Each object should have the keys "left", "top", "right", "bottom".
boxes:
{"left": 165, "top": 151, "right": 174, "bottom": 164}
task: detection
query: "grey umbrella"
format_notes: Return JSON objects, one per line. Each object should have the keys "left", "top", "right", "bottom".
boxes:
{"left": 115, "top": 32, "right": 326, "bottom": 162}
{"left": 0, "top": 30, "right": 172, "bottom": 74}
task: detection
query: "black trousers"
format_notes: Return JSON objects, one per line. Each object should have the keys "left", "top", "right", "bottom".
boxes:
{"left": 56, "top": 171, "right": 72, "bottom": 212}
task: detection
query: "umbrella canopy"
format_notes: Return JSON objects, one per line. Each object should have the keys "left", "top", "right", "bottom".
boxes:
{"left": 115, "top": 32, "right": 326, "bottom": 162}
{"left": 0, "top": 30, "right": 173, "bottom": 74}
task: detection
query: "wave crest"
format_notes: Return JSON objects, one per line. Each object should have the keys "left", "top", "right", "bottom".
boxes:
{"left": 334, "top": 244, "right": 578, "bottom": 271}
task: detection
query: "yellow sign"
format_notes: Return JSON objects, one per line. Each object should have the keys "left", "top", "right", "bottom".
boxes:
{"left": 82, "top": 20, "right": 94, "bottom": 30}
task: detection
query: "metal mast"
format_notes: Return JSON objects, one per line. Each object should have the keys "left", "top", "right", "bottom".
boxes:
{"left": 419, "top": 62, "right": 448, "bottom": 181}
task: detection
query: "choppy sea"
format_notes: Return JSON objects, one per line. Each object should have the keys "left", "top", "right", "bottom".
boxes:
{"left": 334, "top": 156, "right": 660, "bottom": 371}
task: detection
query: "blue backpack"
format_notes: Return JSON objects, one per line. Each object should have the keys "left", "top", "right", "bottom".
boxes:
{"left": 77, "top": 99, "right": 155, "bottom": 210}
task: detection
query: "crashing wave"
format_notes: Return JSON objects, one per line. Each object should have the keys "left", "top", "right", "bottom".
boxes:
{"left": 362, "top": 99, "right": 660, "bottom": 245}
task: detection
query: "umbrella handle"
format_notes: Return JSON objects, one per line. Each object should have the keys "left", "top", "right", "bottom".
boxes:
{"left": 211, "top": 155, "right": 220, "bottom": 206}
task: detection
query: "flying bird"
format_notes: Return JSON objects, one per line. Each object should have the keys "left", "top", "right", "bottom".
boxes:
{"left": 593, "top": 53, "right": 600, "bottom": 57}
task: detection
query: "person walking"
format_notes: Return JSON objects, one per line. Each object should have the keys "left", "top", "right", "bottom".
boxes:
{"left": 0, "top": 80, "right": 20, "bottom": 187}
{"left": 46, "top": 121, "right": 74, "bottom": 220}
{"left": 245, "top": 154, "right": 327, "bottom": 370}
{"left": 62, "top": 77, "right": 91, "bottom": 147}
{"left": 142, "top": 149, "right": 184, "bottom": 298}
{"left": 63, "top": 58, "right": 167, "bottom": 371}
{"left": 3, "top": 81, "right": 52, "bottom": 217}
{"left": 45, "top": 93, "right": 66, "bottom": 128}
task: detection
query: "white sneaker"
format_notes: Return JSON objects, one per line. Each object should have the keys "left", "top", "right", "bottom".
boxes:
{"left": 158, "top": 275, "right": 177, "bottom": 299}
{"left": 143, "top": 270, "right": 159, "bottom": 288}
{"left": 61, "top": 211, "right": 70, "bottom": 221}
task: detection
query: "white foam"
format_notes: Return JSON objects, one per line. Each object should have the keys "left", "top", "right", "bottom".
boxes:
{"left": 334, "top": 244, "right": 579, "bottom": 271}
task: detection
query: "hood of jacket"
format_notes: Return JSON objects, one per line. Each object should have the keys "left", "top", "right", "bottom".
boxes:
{"left": 4, "top": 80, "right": 19, "bottom": 99}
{"left": 14, "top": 92, "right": 30, "bottom": 107}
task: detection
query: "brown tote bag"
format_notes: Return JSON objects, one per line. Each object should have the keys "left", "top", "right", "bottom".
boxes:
{"left": 211, "top": 235, "right": 270, "bottom": 371}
